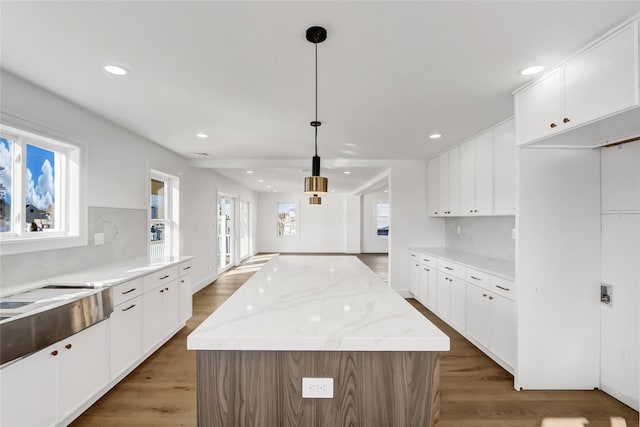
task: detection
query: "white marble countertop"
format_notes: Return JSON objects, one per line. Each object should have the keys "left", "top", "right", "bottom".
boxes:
{"left": 1, "top": 255, "right": 193, "bottom": 298}
{"left": 187, "top": 255, "right": 450, "bottom": 352}
{"left": 409, "top": 247, "right": 515, "bottom": 281}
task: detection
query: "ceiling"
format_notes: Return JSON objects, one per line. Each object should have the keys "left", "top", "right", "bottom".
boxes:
{"left": 1, "top": 1, "right": 638, "bottom": 193}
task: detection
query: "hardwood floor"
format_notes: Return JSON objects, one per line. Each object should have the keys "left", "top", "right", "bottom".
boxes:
{"left": 73, "top": 253, "right": 638, "bottom": 427}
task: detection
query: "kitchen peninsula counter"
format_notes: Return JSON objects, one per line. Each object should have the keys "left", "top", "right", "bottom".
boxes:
{"left": 188, "top": 255, "right": 449, "bottom": 426}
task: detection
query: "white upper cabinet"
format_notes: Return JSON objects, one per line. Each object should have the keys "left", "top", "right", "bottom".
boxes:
{"left": 601, "top": 141, "right": 640, "bottom": 213}
{"left": 493, "top": 119, "right": 517, "bottom": 215}
{"left": 515, "top": 68, "right": 566, "bottom": 144}
{"left": 429, "top": 118, "right": 515, "bottom": 217}
{"left": 427, "top": 157, "right": 440, "bottom": 216}
{"left": 515, "top": 20, "right": 639, "bottom": 147}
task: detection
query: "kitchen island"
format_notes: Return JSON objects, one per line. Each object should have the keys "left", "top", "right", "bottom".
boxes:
{"left": 187, "top": 255, "right": 449, "bottom": 426}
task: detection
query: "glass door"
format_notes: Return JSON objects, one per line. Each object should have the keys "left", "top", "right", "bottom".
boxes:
{"left": 239, "top": 201, "right": 250, "bottom": 260}
{"left": 217, "top": 195, "right": 234, "bottom": 272}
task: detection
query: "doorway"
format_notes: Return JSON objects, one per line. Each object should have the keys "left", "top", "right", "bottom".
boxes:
{"left": 217, "top": 195, "right": 234, "bottom": 272}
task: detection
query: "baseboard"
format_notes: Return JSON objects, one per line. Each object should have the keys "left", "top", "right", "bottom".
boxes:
{"left": 193, "top": 272, "right": 219, "bottom": 293}
{"left": 396, "top": 289, "right": 412, "bottom": 298}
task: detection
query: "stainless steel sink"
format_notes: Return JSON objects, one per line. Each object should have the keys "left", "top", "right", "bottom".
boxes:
{"left": 0, "top": 285, "right": 113, "bottom": 365}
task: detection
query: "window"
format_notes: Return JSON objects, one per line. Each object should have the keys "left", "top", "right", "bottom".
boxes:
{"left": 277, "top": 202, "right": 297, "bottom": 237}
{"left": 376, "top": 202, "right": 389, "bottom": 236}
{"left": 240, "top": 200, "right": 250, "bottom": 259}
{"left": 149, "top": 171, "right": 180, "bottom": 257}
{"left": 0, "top": 124, "right": 86, "bottom": 254}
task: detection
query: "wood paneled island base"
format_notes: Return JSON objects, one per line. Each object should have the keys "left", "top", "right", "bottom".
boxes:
{"left": 196, "top": 350, "right": 440, "bottom": 427}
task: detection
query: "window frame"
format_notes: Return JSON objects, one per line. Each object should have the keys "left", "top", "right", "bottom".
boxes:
{"left": 149, "top": 169, "right": 180, "bottom": 258}
{"left": 276, "top": 201, "right": 299, "bottom": 238}
{"left": 0, "top": 123, "right": 87, "bottom": 255}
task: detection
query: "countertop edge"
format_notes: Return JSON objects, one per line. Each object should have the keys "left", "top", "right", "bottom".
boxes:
{"left": 409, "top": 246, "right": 515, "bottom": 281}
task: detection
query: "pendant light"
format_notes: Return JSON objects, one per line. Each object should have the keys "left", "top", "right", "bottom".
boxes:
{"left": 303, "top": 26, "right": 328, "bottom": 204}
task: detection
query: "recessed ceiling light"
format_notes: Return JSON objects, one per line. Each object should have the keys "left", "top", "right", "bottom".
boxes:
{"left": 272, "top": 190, "right": 277, "bottom": 192}
{"left": 343, "top": 171, "right": 351, "bottom": 175}
{"left": 429, "top": 133, "right": 442, "bottom": 139}
{"left": 258, "top": 179, "right": 264, "bottom": 183}
{"left": 104, "top": 64, "right": 128, "bottom": 76}
{"left": 267, "top": 185, "right": 272, "bottom": 188}
{"left": 196, "top": 133, "right": 208, "bottom": 138}
{"left": 246, "top": 170, "right": 254, "bottom": 174}
{"left": 384, "top": 189, "right": 388, "bottom": 193}
{"left": 519, "top": 65, "right": 544, "bottom": 76}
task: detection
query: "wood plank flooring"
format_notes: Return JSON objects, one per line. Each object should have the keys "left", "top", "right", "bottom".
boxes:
{"left": 72, "top": 253, "right": 639, "bottom": 427}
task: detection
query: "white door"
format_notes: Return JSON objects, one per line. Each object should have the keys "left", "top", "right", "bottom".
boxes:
{"left": 0, "top": 343, "right": 58, "bottom": 426}
{"left": 143, "top": 285, "right": 164, "bottom": 353}
{"left": 459, "top": 138, "right": 476, "bottom": 215}
{"left": 409, "top": 258, "right": 420, "bottom": 298}
{"left": 474, "top": 131, "right": 494, "bottom": 215}
{"left": 110, "top": 296, "right": 143, "bottom": 380}
{"left": 449, "top": 277, "right": 467, "bottom": 331}
{"left": 58, "top": 321, "right": 109, "bottom": 422}
{"left": 448, "top": 147, "right": 460, "bottom": 216}
{"left": 493, "top": 119, "right": 516, "bottom": 215}
{"left": 427, "top": 157, "right": 440, "bottom": 216}
{"left": 438, "top": 152, "right": 449, "bottom": 215}
{"left": 490, "top": 294, "right": 516, "bottom": 367}
{"left": 515, "top": 68, "right": 565, "bottom": 144}
{"left": 436, "top": 273, "right": 451, "bottom": 320}
{"left": 466, "top": 283, "right": 491, "bottom": 347}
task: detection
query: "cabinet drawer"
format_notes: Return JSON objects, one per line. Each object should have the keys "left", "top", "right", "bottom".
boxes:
{"left": 419, "top": 254, "right": 436, "bottom": 268}
{"left": 113, "top": 278, "right": 142, "bottom": 306}
{"left": 491, "top": 276, "right": 516, "bottom": 300}
{"left": 179, "top": 260, "right": 192, "bottom": 277}
{"left": 143, "top": 266, "right": 179, "bottom": 292}
{"left": 466, "top": 268, "right": 490, "bottom": 290}
{"left": 437, "top": 259, "right": 466, "bottom": 280}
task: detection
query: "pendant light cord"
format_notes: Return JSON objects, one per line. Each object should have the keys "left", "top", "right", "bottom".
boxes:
{"left": 315, "top": 42, "right": 318, "bottom": 157}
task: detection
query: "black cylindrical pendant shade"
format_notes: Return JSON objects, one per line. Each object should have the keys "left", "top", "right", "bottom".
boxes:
{"left": 304, "top": 176, "right": 328, "bottom": 194}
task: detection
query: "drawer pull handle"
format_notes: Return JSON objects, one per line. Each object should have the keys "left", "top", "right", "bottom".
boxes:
{"left": 415, "top": 264, "right": 419, "bottom": 267}
{"left": 122, "top": 288, "right": 137, "bottom": 294}
{"left": 482, "top": 294, "right": 487, "bottom": 297}
{"left": 411, "top": 254, "right": 417, "bottom": 257}
{"left": 183, "top": 266, "right": 191, "bottom": 270}
{"left": 165, "top": 287, "right": 169, "bottom": 291}
{"left": 160, "top": 289, "right": 164, "bottom": 293}
{"left": 563, "top": 117, "right": 570, "bottom": 123}
{"left": 496, "top": 285, "right": 510, "bottom": 291}
{"left": 180, "top": 280, "right": 185, "bottom": 283}
{"left": 160, "top": 275, "right": 170, "bottom": 280}
{"left": 445, "top": 267, "right": 453, "bottom": 271}
{"left": 122, "top": 304, "right": 136, "bottom": 312}
{"left": 423, "top": 258, "right": 430, "bottom": 262}
{"left": 65, "top": 344, "right": 72, "bottom": 350}
{"left": 489, "top": 296, "right": 494, "bottom": 300}
{"left": 51, "top": 350, "right": 59, "bottom": 356}
{"left": 550, "top": 122, "right": 557, "bottom": 128}
{"left": 470, "top": 276, "right": 481, "bottom": 281}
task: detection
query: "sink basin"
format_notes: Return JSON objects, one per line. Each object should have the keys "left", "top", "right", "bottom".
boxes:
{"left": 42, "top": 283, "right": 103, "bottom": 289}
{"left": 0, "top": 301, "right": 33, "bottom": 310}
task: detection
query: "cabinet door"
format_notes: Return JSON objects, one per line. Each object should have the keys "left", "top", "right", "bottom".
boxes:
{"left": 426, "top": 268, "right": 438, "bottom": 312}
{"left": 448, "top": 147, "right": 460, "bottom": 216}
{"left": 438, "top": 152, "right": 449, "bottom": 215}
{"left": 162, "top": 281, "right": 181, "bottom": 337}
{"left": 58, "top": 320, "right": 109, "bottom": 422}
{"left": 427, "top": 157, "right": 440, "bottom": 216}
{"left": 459, "top": 139, "right": 476, "bottom": 215}
{"left": 474, "top": 131, "right": 494, "bottom": 215}
{"left": 449, "top": 277, "right": 467, "bottom": 331}
{"left": 0, "top": 343, "right": 57, "bottom": 427}
{"left": 515, "top": 68, "right": 565, "bottom": 145}
{"left": 409, "top": 259, "right": 420, "bottom": 298}
{"left": 110, "top": 296, "right": 143, "bottom": 380}
{"left": 436, "top": 273, "right": 451, "bottom": 320}
{"left": 490, "top": 294, "right": 516, "bottom": 368}
{"left": 418, "top": 266, "right": 429, "bottom": 304}
{"left": 143, "top": 285, "right": 164, "bottom": 354}
{"left": 601, "top": 141, "right": 640, "bottom": 213}
{"left": 179, "top": 275, "right": 193, "bottom": 325}
{"left": 493, "top": 119, "right": 516, "bottom": 215}
{"left": 466, "top": 284, "right": 491, "bottom": 347}
{"left": 565, "top": 22, "right": 639, "bottom": 130}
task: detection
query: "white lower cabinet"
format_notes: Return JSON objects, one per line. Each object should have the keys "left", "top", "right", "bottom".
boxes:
{"left": 409, "top": 255, "right": 420, "bottom": 298}
{"left": 179, "top": 275, "right": 193, "bottom": 324}
{"left": 0, "top": 342, "right": 57, "bottom": 427}
{"left": 466, "top": 284, "right": 492, "bottom": 346}
{"left": 110, "top": 295, "right": 143, "bottom": 380}
{"left": 0, "top": 320, "right": 108, "bottom": 427}
{"left": 490, "top": 293, "right": 516, "bottom": 367}
{"left": 408, "top": 251, "right": 516, "bottom": 373}
{"left": 143, "top": 280, "right": 180, "bottom": 354}
{"left": 449, "top": 277, "right": 467, "bottom": 332}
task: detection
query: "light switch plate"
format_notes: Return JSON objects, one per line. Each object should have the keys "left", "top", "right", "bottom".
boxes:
{"left": 302, "top": 377, "right": 333, "bottom": 398}
{"left": 94, "top": 233, "right": 105, "bottom": 246}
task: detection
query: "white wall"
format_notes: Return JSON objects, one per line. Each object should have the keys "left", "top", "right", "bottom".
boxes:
{"left": 345, "top": 196, "right": 361, "bottom": 254}
{"left": 389, "top": 160, "right": 445, "bottom": 294}
{"left": 0, "top": 70, "right": 258, "bottom": 292}
{"left": 257, "top": 192, "right": 347, "bottom": 253}
{"left": 361, "top": 191, "right": 388, "bottom": 253}
{"left": 516, "top": 148, "right": 601, "bottom": 390}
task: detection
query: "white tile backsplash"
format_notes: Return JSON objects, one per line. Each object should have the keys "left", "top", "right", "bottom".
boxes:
{"left": 445, "top": 216, "right": 515, "bottom": 262}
